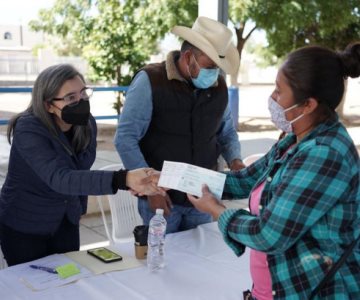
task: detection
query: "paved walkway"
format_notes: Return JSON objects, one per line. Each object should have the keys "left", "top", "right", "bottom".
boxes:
{"left": 1, "top": 119, "right": 360, "bottom": 249}
{"left": 1, "top": 80, "right": 360, "bottom": 248}
{"left": 1, "top": 120, "right": 360, "bottom": 249}
{"left": 81, "top": 127, "right": 278, "bottom": 248}
{"left": 80, "top": 119, "right": 360, "bottom": 248}
{"left": 0, "top": 125, "right": 277, "bottom": 248}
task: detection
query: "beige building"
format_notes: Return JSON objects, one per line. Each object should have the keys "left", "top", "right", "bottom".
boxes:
{"left": 0, "top": 24, "right": 45, "bottom": 49}
{"left": 0, "top": 24, "right": 87, "bottom": 81}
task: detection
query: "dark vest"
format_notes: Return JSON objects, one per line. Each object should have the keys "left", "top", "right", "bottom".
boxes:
{"left": 140, "top": 61, "right": 228, "bottom": 205}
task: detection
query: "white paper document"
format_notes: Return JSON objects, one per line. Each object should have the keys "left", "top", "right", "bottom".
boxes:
{"left": 158, "top": 161, "right": 226, "bottom": 199}
{"left": 7, "top": 254, "right": 92, "bottom": 291}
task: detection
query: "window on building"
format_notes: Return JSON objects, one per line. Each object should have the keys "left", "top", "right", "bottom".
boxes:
{"left": 4, "top": 32, "right": 12, "bottom": 40}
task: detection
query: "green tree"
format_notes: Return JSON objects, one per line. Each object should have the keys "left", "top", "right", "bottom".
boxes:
{"left": 29, "top": 0, "right": 91, "bottom": 56}
{"left": 229, "top": 0, "right": 257, "bottom": 80}
{"left": 82, "top": 0, "right": 157, "bottom": 113}
{"left": 250, "top": 0, "right": 360, "bottom": 58}
{"left": 29, "top": 0, "right": 197, "bottom": 113}
{"left": 228, "top": 0, "right": 360, "bottom": 82}
{"left": 249, "top": 0, "right": 360, "bottom": 117}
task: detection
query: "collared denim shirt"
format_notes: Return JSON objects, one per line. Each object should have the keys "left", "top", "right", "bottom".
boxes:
{"left": 114, "top": 71, "right": 241, "bottom": 170}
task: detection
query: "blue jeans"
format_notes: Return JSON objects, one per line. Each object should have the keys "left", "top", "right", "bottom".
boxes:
{"left": 138, "top": 199, "right": 212, "bottom": 233}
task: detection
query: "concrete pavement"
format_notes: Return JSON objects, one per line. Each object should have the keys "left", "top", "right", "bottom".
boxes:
{"left": 0, "top": 81, "right": 359, "bottom": 248}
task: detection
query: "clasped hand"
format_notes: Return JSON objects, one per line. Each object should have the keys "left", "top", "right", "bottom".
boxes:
{"left": 126, "top": 170, "right": 226, "bottom": 219}
{"left": 127, "top": 170, "right": 172, "bottom": 215}
{"left": 126, "top": 168, "right": 164, "bottom": 196}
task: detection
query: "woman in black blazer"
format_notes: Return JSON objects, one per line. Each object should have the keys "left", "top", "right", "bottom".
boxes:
{"left": 0, "top": 64, "right": 162, "bottom": 266}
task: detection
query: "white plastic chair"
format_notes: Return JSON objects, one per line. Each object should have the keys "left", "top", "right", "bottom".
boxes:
{"left": 0, "top": 247, "right": 7, "bottom": 269}
{"left": 243, "top": 153, "right": 265, "bottom": 167}
{"left": 97, "top": 164, "right": 143, "bottom": 244}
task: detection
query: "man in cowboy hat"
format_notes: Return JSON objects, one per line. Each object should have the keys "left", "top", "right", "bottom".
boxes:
{"left": 114, "top": 16, "right": 245, "bottom": 233}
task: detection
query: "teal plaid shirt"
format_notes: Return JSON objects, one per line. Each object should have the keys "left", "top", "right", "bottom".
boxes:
{"left": 218, "top": 117, "right": 360, "bottom": 299}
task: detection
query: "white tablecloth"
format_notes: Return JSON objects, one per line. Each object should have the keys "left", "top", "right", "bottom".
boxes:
{"left": 0, "top": 222, "right": 251, "bottom": 300}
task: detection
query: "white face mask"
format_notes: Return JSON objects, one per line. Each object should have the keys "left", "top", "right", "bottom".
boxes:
{"left": 268, "top": 96, "right": 304, "bottom": 133}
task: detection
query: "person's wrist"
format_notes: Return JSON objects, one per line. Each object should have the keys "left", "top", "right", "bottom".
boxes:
{"left": 112, "top": 169, "right": 129, "bottom": 192}
{"left": 210, "top": 204, "right": 226, "bottom": 220}
{"left": 125, "top": 170, "right": 135, "bottom": 189}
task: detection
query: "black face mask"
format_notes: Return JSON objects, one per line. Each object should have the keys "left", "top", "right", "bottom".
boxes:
{"left": 60, "top": 99, "right": 90, "bottom": 126}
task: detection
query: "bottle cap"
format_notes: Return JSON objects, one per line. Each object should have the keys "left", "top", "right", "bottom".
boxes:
{"left": 155, "top": 208, "right": 164, "bottom": 215}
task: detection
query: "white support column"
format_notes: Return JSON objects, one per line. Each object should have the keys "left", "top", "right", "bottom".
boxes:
{"left": 199, "top": 0, "right": 233, "bottom": 171}
{"left": 198, "top": 0, "right": 228, "bottom": 25}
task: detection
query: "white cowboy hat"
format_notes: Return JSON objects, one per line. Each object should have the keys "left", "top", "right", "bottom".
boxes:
{"left": 172, "top": 16, "right": 240, "bottom": 75}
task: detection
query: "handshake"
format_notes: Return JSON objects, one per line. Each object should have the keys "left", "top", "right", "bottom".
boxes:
{"left": 126, "top": 168, "right": 162, "bottom": 196}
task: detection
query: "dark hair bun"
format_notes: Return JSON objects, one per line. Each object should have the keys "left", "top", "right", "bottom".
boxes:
{"left": 339, "top": 42, "right": 360, "bottom": 78}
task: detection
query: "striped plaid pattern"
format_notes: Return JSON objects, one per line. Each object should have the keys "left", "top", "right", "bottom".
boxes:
{"left": 218, "top": 117, "right": 360, "bottom": 299}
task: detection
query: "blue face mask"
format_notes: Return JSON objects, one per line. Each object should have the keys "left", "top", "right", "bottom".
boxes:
{"left": 188, "top": 56, "right": 219, "bottom": 89}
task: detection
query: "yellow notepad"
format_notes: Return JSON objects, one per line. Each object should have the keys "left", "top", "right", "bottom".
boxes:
{"left": 55, "top": 263, "right": 80, "bottom": 279}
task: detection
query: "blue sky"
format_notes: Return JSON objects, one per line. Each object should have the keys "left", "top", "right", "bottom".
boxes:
{"left": 0, "top": 0, "right": 55, "bottom": 25}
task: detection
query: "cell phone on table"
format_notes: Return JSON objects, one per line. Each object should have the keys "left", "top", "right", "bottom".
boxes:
{"left": 87, "top": 247, "right": 123, "bottom": 263}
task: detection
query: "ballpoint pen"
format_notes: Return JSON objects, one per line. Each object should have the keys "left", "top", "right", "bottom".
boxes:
{"left": 29, "top": 264, "right": 58, "bottom": 274}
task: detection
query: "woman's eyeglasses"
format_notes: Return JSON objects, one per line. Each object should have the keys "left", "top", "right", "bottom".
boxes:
{"left": 51, "top": 87, "right": 94, "bottom": 106}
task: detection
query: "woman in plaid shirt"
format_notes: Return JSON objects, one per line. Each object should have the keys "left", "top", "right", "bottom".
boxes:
{"left": 188, "top": 43, "right": 360, "bottom": 299}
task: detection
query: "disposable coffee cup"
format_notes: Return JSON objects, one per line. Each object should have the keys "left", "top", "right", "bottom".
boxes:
{"left": 133, "top": 225, "right": 149, "bottom": 259}
{"left": 134, "top": 243, "right": 148, "bottom": 259}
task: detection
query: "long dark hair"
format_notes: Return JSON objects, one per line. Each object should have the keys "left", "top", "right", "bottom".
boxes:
{"left": 281, "top": 42, "right": 360, "bottom": 116}
{"left": 7, "top": 64, "right": 92, "bottom": 152}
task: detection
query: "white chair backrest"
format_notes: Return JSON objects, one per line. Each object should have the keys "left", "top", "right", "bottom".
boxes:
{"left": 0, "top": 247, "right": 7, "bottom": 269}
{"left": 243, "top": 153, "right": 265, "bottom": 167}
{"left": 97, "top": 164, "right": 143, "bottom": 244}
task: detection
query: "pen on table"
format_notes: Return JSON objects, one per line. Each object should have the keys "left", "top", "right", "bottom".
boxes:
{"left": 29, "top": 264, "right": 58, "bottom": 274}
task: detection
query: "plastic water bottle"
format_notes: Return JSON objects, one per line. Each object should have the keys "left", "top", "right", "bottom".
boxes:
{"left": 147, "top": 208, "right": 167, "bottom": 271}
